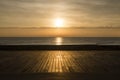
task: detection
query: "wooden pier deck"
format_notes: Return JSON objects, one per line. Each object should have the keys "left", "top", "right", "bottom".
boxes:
{"left": 0, "top": 50, "right": 120, "bottom": 73}
{"left": 0, "top": 50, "right": 120, "bottom": 80}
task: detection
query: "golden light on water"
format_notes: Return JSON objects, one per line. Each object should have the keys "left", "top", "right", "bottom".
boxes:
{"left": 54, "top": 18, "right": 64, "bottom": 28}
{"left": 55, "top": 37, "right": 62, "bottom": 45}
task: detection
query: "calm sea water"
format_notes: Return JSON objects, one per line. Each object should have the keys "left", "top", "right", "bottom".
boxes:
{"left": 0, "top": 37, "right": 120, "bottom": 45}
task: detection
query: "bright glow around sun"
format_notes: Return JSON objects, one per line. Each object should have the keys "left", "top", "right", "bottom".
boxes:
{"left": 54, "top": 18, "right": 64, "bottom": 28}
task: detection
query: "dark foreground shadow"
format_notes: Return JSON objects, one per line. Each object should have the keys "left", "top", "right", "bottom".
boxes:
{"left": 0, "top": 73, "right": 120, "bottom": 80}
{"left": 0, "top": 45, "right": 120, "bottom": 50}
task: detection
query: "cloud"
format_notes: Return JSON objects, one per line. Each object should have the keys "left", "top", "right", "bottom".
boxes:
{"left": 0, "top": 0, "right": 120, "bottom": 27}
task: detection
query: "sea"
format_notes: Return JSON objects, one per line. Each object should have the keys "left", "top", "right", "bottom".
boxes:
{"left": 0, "top": 37, "right": 120, "bottom": 45}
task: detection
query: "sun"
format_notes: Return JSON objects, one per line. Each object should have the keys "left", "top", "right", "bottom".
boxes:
{"left": 54, "top": 18, "right": 64, "bottom": 28}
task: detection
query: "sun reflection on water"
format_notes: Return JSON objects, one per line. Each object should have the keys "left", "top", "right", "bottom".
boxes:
{"left": 55, "top": 37, "right": 63, "bottom": 45}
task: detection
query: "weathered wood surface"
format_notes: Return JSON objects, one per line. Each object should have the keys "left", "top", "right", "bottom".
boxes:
{"left": 0, "top": 51, "right": 120, "bottom": 73}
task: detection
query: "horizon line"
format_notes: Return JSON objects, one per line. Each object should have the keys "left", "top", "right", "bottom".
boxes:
{"left": 0, "top": 26, "right": 120, "bottom": 29}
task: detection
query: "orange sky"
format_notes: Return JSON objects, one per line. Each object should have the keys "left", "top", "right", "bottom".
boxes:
{"left": 0, "top": 0, "right": 120, "bottom": 27}
{"left": 0, "top": 28, "right": 120, "bottom": 37}
{"left": 0, "top": 0, "right": 120, "bottom": 37}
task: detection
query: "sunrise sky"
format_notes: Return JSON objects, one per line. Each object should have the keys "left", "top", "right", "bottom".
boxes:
{"left": 0, "top": 0, "right": 120, "bottom": 37}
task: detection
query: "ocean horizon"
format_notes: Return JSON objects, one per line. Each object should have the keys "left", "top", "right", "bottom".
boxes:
{"left": 0, "top": 37, "right": 120, "bottom": 45}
